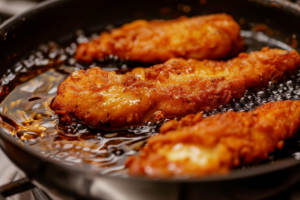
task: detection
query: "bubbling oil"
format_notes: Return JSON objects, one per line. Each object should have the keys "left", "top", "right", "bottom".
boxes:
{"left": 0, "top": 69, "right": 158, "bottom": 175}
{"left": 1, "top": 29, "right": 300, "bottom": 176}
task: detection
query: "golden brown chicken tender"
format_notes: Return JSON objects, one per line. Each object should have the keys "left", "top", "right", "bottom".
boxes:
{"left": 125, "top": 100, "right": 300, "bottom": 178}
{"left": 51, "top": 48, "right": 300, "bottom": 129}
{"left": 75, "top": 14, "right": 244, "bottom": 63}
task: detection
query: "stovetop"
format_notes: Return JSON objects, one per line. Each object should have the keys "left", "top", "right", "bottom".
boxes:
{"left": 0, "top": 149, "right": 63, "bottom": 200}
{"left": 1, "top": 0, "right": 300, "bottom": 199}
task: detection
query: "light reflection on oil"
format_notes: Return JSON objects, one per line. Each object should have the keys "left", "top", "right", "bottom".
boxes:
{"left": 0, "top": 70, "right": 157, "bottom": 175}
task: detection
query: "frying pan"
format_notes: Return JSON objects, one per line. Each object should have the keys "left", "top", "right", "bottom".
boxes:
{"left": 1, "top": 0, "right": 300, "bottom": 199}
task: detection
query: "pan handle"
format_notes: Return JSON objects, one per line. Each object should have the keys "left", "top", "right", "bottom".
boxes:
{"left": 0, "top": 177, "right": 35, "bottom": 198}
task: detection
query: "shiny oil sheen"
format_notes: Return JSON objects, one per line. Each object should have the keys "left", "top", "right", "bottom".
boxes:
{"left": 0, "top": 29, "right": 300, "bottom": 176}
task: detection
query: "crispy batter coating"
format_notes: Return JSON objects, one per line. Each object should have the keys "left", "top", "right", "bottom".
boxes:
{"left": 75, "top": 14, "right": 244, "bottom": 63}
{"left": 51, "top": 48, "right": 300, "bottom": 129}
{"left": 125, "top": 100, "right": 300, "bottom": 178}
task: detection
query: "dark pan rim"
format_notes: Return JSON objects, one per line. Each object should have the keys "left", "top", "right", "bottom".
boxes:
{"left": 1, "top": 0, "right": 300, "bottom": 184}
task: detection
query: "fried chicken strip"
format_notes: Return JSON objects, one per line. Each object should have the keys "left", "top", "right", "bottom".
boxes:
{"left": 51, "top": 48, "right": 300, "bottom": 129}
{"left": 125, "top": 100, "right": 300, "bottom": 177}
{"left": 75, "top": 14, "right": 244, "bottom": 63}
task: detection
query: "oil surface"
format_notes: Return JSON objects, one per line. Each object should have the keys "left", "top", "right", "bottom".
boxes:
{"left": 1, "top": 29, "right": 300, "bottom": 176}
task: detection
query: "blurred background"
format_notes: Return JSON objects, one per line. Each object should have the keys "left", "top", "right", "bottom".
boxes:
{"left": 0, "top": 0, "right": 45, "bottom": 23}
{"left": 0, "top": 0, "right": 300, "bottom": 24}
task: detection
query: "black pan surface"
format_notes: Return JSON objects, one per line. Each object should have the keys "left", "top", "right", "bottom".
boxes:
{"left": 1, "top": 0, "right": 300, "bottom": 199}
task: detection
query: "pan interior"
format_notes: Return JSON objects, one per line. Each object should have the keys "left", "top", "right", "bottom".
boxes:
{"left": 1, "top": 0, "right": 300, "bottom": 181}
{"left": 0, "top": 24, "right": 300, "bottom": 178}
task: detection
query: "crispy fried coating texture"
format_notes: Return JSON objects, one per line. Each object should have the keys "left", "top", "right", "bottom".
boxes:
{"left": 51, "top": 48, "right": 300, "bottom": 129}
{"left": 125, "top": 100, "right": 300, "bottom": 178}
{"left": 75, "top": 14, "right": 244, "bottom": 63}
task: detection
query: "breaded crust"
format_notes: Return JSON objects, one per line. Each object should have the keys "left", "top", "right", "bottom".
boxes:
{"left": 52, "top": 48, "right": 300, "bottom": 129}
{"left": 125, "top": 100, "right": 300, "bottom": 178}
{"left": 75, "top": 14, "right": 244, "bottom": 63}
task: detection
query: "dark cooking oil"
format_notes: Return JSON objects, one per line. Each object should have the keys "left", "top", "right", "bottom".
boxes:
{"left": 0, "top": 28, "right": 300, "bottom": 176}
